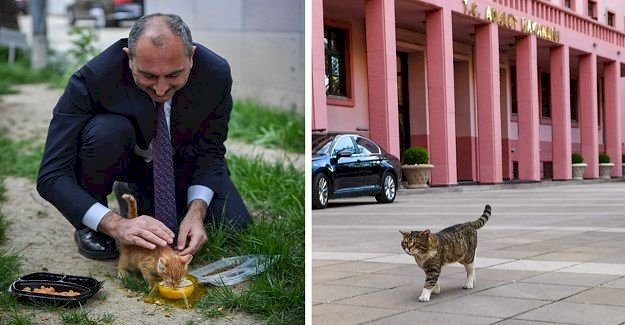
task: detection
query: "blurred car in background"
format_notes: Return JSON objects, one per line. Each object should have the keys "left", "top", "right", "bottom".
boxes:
{"left": 67, "top": 0, "right": 143, "bottom": 28}
{"left": 312, "top": 132, "right": 401, "bottom": 209}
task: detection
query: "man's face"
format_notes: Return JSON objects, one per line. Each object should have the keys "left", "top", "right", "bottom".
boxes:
{"left": 124, "top": 35, "right": 196, "bottom": 103}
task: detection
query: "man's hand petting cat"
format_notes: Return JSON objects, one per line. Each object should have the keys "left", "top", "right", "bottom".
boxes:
{"left": 99, "top": 211, "right": 175, "bottom": 249}
{"left": 175, "top": 199, "right": 208, "bottom": 255}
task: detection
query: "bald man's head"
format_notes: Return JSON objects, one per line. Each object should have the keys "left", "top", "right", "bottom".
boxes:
{"left": 127, "top": 13, "right": 193, "bottom": 58}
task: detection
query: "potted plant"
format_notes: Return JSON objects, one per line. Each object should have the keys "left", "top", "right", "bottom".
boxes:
{"left": 571, "top": 153, "right": 586, "bottom": 180}
{"left": 401, "top": 146, "right": 434, "bottom": 188}
{"left": 598, "top": 153, "right": 614, "bottom": 179}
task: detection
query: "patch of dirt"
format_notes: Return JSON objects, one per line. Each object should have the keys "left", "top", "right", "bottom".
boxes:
{"left": 0, "top": 84, "right": 262, "bottom": 324}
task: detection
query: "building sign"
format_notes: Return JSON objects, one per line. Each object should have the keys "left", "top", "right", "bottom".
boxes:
{"left": 462, "top": 0, "right": 560, "bottom": 42}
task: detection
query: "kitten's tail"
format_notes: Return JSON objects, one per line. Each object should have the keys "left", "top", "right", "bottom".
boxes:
{"left": 121, "top": 194, "right": 138, "bottom": 219}
{"left": 471, "top": 204, "right": 491, "bottom": 229}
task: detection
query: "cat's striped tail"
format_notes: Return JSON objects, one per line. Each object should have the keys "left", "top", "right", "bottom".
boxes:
{"left": 471, "top": 204, "right": 491, "bottom": 229}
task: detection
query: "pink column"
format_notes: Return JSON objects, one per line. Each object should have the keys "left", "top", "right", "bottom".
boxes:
{"left": 426, "top": 8, "right": 457, "bottom": 186}
{"left": 550, "top": 45, "right": 572, "bottom": 180}
{"left": 365, "top": 0, "right": 400, "bottom": 157}
{"left": 311, "top": 0, "right": 327, "bottom": 131}
{"left": 475, "top": 22, "right": 502, "bottom": 184}
{"left": 516, "top": 35, "right": 540, "bottom": 181}
{"left": 604, "top": 60, "right": 622, "bottom": 177}
{"left": 579, "top": 53, "right": 599, "bottom": 178}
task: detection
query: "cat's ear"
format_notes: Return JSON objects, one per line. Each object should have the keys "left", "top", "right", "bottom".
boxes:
{"left": 181, "top": 254, "right": 193, "bottom": 266}
{"left": 399, "top": 230, "right": 409, "bottom": 236}
{"left": 157, "top": 258, "right": 166, "bottom": 273}
{"left": 420, "top": 229, "right": 431, "bottom": 236}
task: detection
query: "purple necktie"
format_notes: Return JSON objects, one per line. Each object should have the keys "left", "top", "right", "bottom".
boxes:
{"left": 153, "top": 102, "right": 178, "bottom": 237}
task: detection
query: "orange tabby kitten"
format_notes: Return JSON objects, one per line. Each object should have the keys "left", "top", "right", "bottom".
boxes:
{"left": 117, "top": 194, "right": 192, "bottom": 288}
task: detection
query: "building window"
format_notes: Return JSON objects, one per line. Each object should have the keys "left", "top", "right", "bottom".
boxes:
{"left": 540, "top": 72, "right": 551, "bottom": 118}
{"left": 510, "top": 66, "right": 518, "bottom": 115}
{"left": 607, "top": 11, "right": 615, "bottom": 27}
{"left": 564, "top": 0, "right": 571, "bottom": 9}
{"left": 324, "top": 26, "right": 350, "bottom": 98}
{"left": 570, "top": 78, "right": 578, "bottom": 121}
{"left": 588, "top": 1, "right": 597, "bottom": 20}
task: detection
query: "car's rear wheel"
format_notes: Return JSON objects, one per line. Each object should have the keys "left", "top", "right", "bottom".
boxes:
{"left": 313, "top": 173, "right": 329, "bottom": 209}
{"left": 375, "top": 172, "right": 396, "bottom": 203}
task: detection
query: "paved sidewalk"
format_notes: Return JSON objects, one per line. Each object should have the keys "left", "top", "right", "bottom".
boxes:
{"left": 312, "top": 180, "right": 625, "bottom": 324}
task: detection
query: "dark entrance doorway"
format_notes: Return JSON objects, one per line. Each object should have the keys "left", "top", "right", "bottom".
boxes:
{"left": 397, "top": 52, "right": 410, "bottom": 158}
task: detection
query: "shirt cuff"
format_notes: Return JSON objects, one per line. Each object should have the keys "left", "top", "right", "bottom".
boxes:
{"left": 82, "top": 203, "right": 112, "bottom": 231}
{"left": 188, "top": 185, "right": 214, "bottom": 207}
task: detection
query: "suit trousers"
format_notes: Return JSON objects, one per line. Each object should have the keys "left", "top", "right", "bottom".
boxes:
{"left": 76, "top": 114, "right": 250, "bottom": 229}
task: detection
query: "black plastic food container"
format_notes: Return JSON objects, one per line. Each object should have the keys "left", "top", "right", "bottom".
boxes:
{"left": 9, "top": 272, "right": 103, "bottom": 307}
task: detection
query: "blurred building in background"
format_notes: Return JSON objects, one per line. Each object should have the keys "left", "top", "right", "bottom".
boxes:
{"left": 148, "top": 0, "right": 304, "bottom": 113}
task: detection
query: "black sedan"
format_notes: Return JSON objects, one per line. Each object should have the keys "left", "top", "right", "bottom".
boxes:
{"left": 312, "top": 133, "right": 401, "bottom": 209}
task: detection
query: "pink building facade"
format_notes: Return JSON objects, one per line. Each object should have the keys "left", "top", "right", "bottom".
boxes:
{"left": 312, "top": 0, "right": 625, "bottom": 185}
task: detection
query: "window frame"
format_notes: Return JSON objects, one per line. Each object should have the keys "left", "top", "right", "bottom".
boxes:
{"left": 324, "top": 20, "right": 354, "bottom": 107}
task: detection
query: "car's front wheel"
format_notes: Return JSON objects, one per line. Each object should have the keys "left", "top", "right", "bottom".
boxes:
{"left": 313, "top": 173, "right": 329, "bottom": 209}
{"left": 375, "top": 172, "right": 396, "bottom": 203}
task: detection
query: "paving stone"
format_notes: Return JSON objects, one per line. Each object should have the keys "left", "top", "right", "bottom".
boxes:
{"left": 514, "top": 301, "right": 625, "bottom": 324}
{"left": 490, "top": 260, "right": 579, "bottom": 272}
{"left": 477, "top": 282, "right": 587, "bottom": 301}
{"left": 564, "top": 287, "right": 625, "bottom": 307}
{"left": 522, "top": 272, "right": 619, "bottom": 287}
{"left": 561, "top": 262, "right": 625, "bottom": 276}
{"left": 313, "top": 182, "right": 625, "bottom": 325}
{"left": 528, "top": 252, "right": 597, "bottom": 262}
{"left": 339, "top": 279, "right": 506, "bottom": 310}
{"left": 420, "top": 295, "right": 549, "bottom": 318}
{"left": 602, "top": 277, "right": 625, "bottom": 289}
{"left": 313, "top": 269, "right": 358, "bottom": 284}
{"left": 312, "top": 260, "right": 345, "bottom": 268}
{"left": 312, "top": 284, "right": 383, "bottom": 304}
{"left": 496, "top": 320, "right": 568, "bottom": 325}
{"left": 325, "top": 272, "right": 417, "bottom": 289}
{"left": 317, "top": 261, "right": 403, "bottom": 274}
{"left": 446, "top": 268, "right": 544, "bottom": 283}
{"left": 373, "top": 310, "right": 500, "bottom": 324}
{"left": 312, "top": 303, "right": 402, "bottom": 325}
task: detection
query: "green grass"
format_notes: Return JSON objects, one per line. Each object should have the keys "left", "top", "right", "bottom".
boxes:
{"left": 118, "top": 273, "right": 149, "bottom": 294}
{"left": 194, "top": 155, "right": 304, "bottom": 324}
{"left": 0, "top": 131, "right": 44, "bottom": 181}
{"left": 60, "top": 310, "right": 115, "bottom": 325}
{"left": 230, "top": 100, "right": 305, "bottom": 154}
{"left": 0, "top": 47, "right": 64, "bottom": 94}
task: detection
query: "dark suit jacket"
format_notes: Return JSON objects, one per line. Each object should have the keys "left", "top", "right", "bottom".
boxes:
{"left": 37, "top": 38, "right": 233, "bottom": 228}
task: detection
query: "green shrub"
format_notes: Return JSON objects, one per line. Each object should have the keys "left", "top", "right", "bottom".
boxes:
{"left": 599, "top": 153, "right": 611, "bottom": 164}
{"left": 621, "top": 153, "right": 625, "bottom": 163}
{"left": 572, "top": 153, "right": 584, "bottom": 164}
{"left": 403, "top": 146, "right": 429, "bottom": 165}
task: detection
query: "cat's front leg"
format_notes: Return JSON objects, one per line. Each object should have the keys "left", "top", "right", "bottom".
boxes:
{"left": 418, "top": 287, "right": 432, "bottom": 302}
{"left": 419, "top": 273, "right": 440, "bottom": 302}
{"left": 463, "top": 262, "right": 475, "bottom": 289}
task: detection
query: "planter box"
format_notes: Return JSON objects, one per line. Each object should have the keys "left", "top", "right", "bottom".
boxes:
{"left": 571, "top": 163, "right": 586, "bottom": 180}
{"left": 401, "top": 164, "right": 434, "bottom": 188}
{"left": 599, "top": 163, "right": 614, "bottom": 179}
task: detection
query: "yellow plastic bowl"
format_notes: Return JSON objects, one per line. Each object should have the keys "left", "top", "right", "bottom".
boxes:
{"left": 157, "top": 278, "right": 194, "bottom": 300}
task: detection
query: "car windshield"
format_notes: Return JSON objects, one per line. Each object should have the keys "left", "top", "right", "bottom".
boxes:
{"left": 312, "top": 135, "right": 336, "bottom": 154}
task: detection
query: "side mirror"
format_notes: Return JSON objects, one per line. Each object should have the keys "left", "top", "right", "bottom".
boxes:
{"left": 336, "top": 150, "right": 353, "bottom": 159}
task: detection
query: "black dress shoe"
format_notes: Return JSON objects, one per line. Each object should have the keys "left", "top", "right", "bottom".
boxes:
{"left": 74, "top": 228, "right": 118, "bottom": 259}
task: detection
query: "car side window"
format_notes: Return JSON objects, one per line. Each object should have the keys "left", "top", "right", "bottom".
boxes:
{"left": 355, "top": 137, "right": 380, "bottom": 155}
{"left": 332, "top": 136, "right": 356, "bottom": 156}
